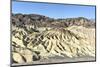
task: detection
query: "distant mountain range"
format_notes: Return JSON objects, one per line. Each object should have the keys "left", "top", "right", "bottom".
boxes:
{"left": 12, "top": 13, "right": 95, "bottom": 28}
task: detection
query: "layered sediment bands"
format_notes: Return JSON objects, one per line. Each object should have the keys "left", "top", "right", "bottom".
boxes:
{"left": 28, "top": 27, "right": 95, "bottom": 58}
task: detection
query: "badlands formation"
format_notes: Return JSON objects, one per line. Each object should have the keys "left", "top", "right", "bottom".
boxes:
{"left": 11, "top": 14, "right": 95, "bottom": 64}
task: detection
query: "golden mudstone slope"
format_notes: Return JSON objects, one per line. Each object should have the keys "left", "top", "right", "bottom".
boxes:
{"left": 28, "top": 26, "right": 95, "bottom": 58}
{"left": 12, "top": 26, "right": 41, "bottom": 63}
{"left": 12, "top": 26, "right": 95, "bottom": 63}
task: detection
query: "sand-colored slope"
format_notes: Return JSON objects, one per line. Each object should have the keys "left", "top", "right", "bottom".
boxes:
{"left": 28, "top": 26, "right": 95, "bottom": 58}
{"left": 12, "top": 26, "right": 95, "bottom": 63}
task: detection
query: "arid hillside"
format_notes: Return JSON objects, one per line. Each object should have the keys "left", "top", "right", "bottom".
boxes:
{"left": 11, "top": 14, "right": 96, "bottom": 64}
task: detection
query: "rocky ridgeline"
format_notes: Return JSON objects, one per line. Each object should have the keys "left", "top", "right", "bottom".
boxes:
{"left": 12, "top": 14, "right": 95, "bottom": 64}
{"left": 12, "top": 14, "right": 95, "bottom": 28}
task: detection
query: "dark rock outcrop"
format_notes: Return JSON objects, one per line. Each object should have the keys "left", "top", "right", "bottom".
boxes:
{"left": 12, "top": 14, "right": 95, "bottom": 28}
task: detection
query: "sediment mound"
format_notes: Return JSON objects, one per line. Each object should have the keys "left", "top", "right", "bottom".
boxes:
{"left": 28, "top": 26, "right": 95, "bottom": 58}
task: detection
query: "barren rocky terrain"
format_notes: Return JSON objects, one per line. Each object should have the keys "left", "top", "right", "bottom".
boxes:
{"left": 11, "top": 14, "right": 96, "bottom": 65}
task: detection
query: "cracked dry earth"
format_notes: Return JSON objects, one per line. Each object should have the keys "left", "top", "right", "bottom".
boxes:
{"left": 11, "top": 26, "right": 95, "bottom": 65}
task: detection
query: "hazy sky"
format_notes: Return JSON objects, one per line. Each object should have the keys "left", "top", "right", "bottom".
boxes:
{"left": 12, "top": 1, "right": 96, "bottom": 19}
